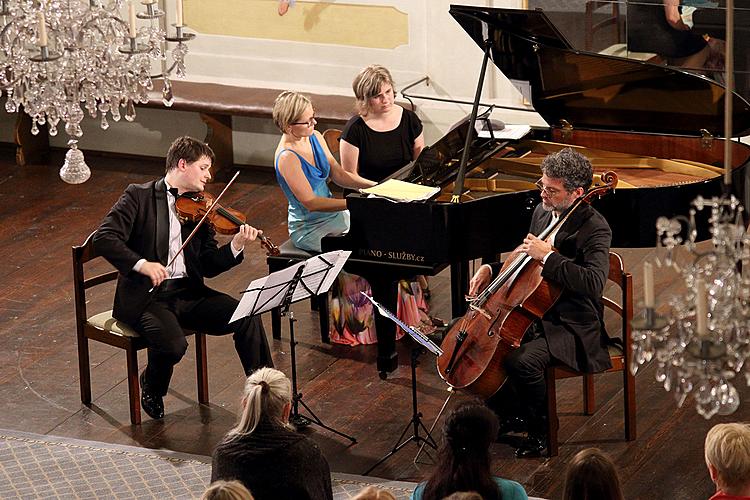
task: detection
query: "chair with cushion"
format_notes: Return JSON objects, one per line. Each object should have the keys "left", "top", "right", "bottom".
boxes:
{"left": 545, "top": 251, "right": 636, "bottom": 456}
{"left": 266, "top": 239, "right": 330, "bottom": 343}
{"left": 72, "top": 231, "right": 209, "bottom": 425}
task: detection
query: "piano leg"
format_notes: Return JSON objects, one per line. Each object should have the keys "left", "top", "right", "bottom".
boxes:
{"left": 451, "top": 261, "right": 470, "bottom": 318}
{"left": 367, "top": 274, "right": 399, "bottom": 378}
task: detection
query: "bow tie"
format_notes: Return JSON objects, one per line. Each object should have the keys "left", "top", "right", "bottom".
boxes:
{"left": 168, "top": 187, "right": 180, "bottom": 198}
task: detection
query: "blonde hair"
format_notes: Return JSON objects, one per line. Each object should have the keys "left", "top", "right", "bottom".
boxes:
{"left": 224, "top": 367, "right": 292, "bottom": 441}
{"left": 201, "top": 480, "right": 254, "bottom": 500}
{"left": 705, "top": 422, "right": 750, "bottom": 492}
{"left": 352, "top": 64, "right": 395, "bottom": 115}
{"left": 442, "top": 493, "right": 483, "bottom": 500}
{"left": 352, "top": 486, "right": 396, "bottom": 500}
{"left": 272, "top": 91, "right": 312, "bottom": 132}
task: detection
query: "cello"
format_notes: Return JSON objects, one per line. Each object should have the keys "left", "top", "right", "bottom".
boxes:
{"left": 436, "top": 171, "right": 618, "bottom": 399}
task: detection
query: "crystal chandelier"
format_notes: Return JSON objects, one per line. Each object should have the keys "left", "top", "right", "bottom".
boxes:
{"left": 0, "top": 0, "right": 194, "bottom": 183}
{"left": 631, "top": 195, "right": 750, "bottom": 419}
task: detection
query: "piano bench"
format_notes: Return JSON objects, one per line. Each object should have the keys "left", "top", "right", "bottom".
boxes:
{"left": 266, "top": 239, "right": 330, "bottom": 344}
{"left": 600, "top": 43, "right": 663, "bottom": 64}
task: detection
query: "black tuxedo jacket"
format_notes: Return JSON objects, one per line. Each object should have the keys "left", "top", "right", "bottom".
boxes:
{"left": 93, "top": 178, "right": 242, "bottom": 326}
{"left": 491, "top": 203, "right": 613, "bottom": 373}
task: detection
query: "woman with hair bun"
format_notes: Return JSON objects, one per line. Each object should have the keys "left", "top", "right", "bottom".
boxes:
{"left": 211, "top": 368, "right": 333, "bottom": 500}
{"left": 412, "top": 403, "right": 527, "bottom": 500}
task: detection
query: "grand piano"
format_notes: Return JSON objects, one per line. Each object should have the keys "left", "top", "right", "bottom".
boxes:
{"left": 323, "top": 5, "right": 750, "bottom": 377}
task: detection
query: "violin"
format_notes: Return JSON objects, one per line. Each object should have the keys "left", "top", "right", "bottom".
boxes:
{"left": 175, "top": 191, "right": 280, "bottom": 256}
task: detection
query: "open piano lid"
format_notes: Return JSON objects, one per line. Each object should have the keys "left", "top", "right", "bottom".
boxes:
{"left": 449, "top": 5, "right": 750, "bottom": 138}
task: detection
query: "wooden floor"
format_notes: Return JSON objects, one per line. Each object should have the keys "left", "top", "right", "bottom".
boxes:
{"left": 1, "top": 148, "right": 747, "bottom": 499}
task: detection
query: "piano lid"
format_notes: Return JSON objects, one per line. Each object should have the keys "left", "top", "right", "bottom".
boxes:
{"left": 450, "top": 5, "right": 750, "bottom": 138}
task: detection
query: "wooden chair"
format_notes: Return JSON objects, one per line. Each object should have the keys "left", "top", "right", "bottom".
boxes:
{"left": 545, "top": 251, "right": 636, "bottom": 456}
{"left": 584, "top": 0, "right": 623, "bottom": 51}
{"left": 73, "top": 231, "right": 209, "bottom": 425}
{"left": 322, "top": 128, "right": 342, "bottom": 163}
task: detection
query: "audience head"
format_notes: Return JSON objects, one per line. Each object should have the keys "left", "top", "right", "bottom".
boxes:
{"left": 165, "top": 136, "right": 215, "bottom": 174}
{"left": 225, "top": 367, "right": 292, "bottom": 440}
{"left": 272, "top": 90, "right": 313, "bottom": 133}
{"left": 442, "top": 492, "right": 483, "bottom": 500}
{"left": 563, "top": 448, "right": 624, "bottom": 500}
{"left": 704, "top": 422, "right": 750, "bottom": 496}
{"left": 352, "top": 64, "right": 396, "bottom": 115}
{"left": 352, "top": 485, "right": 396, "bottom": 500}
{"left": 540, "top": 147, "right": 593, "bottom": 193}
{"left": 421, "top": 402, "right": 501, "bottom": 500}
{"left": 201, "top": 480, "right": 254, "bottom": 500}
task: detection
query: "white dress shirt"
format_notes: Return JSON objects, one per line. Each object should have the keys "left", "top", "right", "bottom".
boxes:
{"left": 132, "top": 181, "right": 241, "bottom": 277}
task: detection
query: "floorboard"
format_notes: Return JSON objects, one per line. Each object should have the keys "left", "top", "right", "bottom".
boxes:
{"left": 0, "top": 149, "right": 746, "bottom": 499}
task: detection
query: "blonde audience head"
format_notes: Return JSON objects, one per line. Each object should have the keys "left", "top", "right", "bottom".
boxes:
{"left": 352, "top": 485, "right": 396, "bottom": 500}
{"left": 272, "top": 90, "right": 312, "bottom": 133}
{"left": 224, "top": 367, "right": 292, "bottom": 441}
{"left": 704, "top": 422, "right": 750, "bottom": 496}
{"left": 442, "top": 492, "right": 483, "bottom": 500}
{"left": 201, "top": 480, "right": 254, "bottom": 500}
{"left": 563, "top": 448, "right": 624, "bottom": 500}
{"left": 352, "top": 64, "right": 396, "bottom": 115}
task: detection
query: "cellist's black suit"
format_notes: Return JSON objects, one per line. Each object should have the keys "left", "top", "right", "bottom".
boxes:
{"left": 93, "top": 178, "right": 273, "bottom": 398}
{"left": 489, "top": 202, "right": 612, "bottom": 444}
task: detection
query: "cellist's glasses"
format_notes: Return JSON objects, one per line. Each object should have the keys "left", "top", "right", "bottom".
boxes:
{"left": 535, "top": 178, "right": 565, "bottom": 196}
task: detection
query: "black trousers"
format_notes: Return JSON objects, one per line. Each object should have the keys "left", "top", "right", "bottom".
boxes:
{"left": 134, "top": 283, "right": 273, "bottom": 396}
{"left": 489, "top": 325, "right": 551, "bottom": 435}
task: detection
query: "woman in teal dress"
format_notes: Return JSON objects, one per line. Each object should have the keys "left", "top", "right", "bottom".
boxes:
{"left": 273, "top": 91, "right": 382, "bottom": 345}
{"left": 273, "top": 91, "right": 375, "bottom": 253}
{"left": 411, "top": 403, "right": 528, "bottom": 500}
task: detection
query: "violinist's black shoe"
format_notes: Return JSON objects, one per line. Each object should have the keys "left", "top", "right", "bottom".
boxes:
{"left": 497, "top": 416, "right": 528, "bottom": 438}
{"left": 515, "top": 434, "right": 547, "bottom": 458}
{"left": 140, "top": 371, "right": 164, "bottom": 420}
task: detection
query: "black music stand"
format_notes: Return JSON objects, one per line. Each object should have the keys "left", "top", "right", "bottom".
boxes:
{"left": 231, "top": 250, "right": 356, "bottom": 444}
{"left": 361, "top": 293, "right": 442, "bottom": 475}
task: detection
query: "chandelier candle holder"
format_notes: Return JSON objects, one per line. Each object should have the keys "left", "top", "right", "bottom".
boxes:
{"left": 0, "top": 0, "right": 194, "bottom": 183}
{"left": 631, "top": 195, "right": 750, "bottom": 419}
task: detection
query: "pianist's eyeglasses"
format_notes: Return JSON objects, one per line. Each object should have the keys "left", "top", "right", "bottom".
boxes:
{"left": 292, "top": 115, "right": 317, "bottom": 127}
{"left": 535, "top": 178, "right": 564, "bottom": 196}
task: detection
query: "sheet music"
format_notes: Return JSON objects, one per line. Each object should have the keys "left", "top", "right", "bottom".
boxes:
{"left": 230, "top": 250, "right": 350, "bottom": 323}
{"left": 360, "top": 292, "right": 443, "bottom": 356}
{"left": 476, "top": 124, "right": 530, "bottom": 140}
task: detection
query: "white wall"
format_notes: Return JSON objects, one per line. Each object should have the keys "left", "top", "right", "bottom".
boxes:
{"left": 5, "top": 0, "right": 550, "bottom": 166}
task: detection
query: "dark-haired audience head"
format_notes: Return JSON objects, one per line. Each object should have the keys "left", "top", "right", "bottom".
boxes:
{"left": 352, "top": 485, "right": 396, "bottom": 500}
{"left": 352, "top": 64, "right": 395, "bottom": 115}
{"left": 540, "top": 147, "right": 593, "bottom": 193}
{"left": 705, "top": 422, "right": 750, "bottom": 497}
{"left": 421, "top": 403, "right": 501, "bottom": 500}
{"left": 224, "top": 367, "right": 292, "bottom": 441}
{"left": 563, "top": 448, "right": 624, "bottom": 500}
{"left": 165, "top": 136, "right": 215, "bottom": 174}
{"left": 201, "top": 480, "right": 254, "bottom": 500}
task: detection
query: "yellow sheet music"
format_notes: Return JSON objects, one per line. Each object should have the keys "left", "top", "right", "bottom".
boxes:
{"left": 360, "top": 179, "right": 440, "bottom": 202}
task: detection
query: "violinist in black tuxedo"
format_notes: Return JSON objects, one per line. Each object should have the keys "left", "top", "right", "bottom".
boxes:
{"left": 93, "top": 136, "right": 273, "bottom": 419}
{"left": 469, "top": 148, "right": 612, "bottom": 458}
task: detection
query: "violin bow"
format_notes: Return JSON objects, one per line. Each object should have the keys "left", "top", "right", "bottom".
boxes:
{"left": 150, "top": 170, "right": 240, "bottom": 292}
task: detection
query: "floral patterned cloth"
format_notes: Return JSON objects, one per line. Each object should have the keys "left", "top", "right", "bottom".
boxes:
{"left": 328, "top": 273, "right": 434, "bottom": 346}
